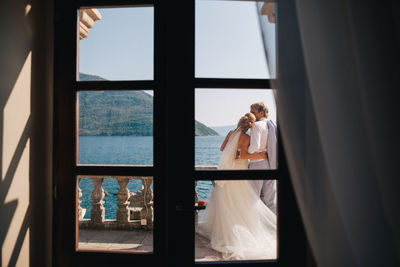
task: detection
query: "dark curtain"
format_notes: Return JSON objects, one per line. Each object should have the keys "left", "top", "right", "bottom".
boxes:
{"left": 261, "top": 0, "right": 400, "bottom": 266}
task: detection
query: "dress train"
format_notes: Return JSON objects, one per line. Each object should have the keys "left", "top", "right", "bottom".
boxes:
{"left": 197, "top": 129, "right": 277, "bottom": 260}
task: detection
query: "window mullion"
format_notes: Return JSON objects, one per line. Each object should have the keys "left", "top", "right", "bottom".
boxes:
{"left": 194, "top": 78, "right": 275, "bottom": 89}
{"left": 75, "top": 80, "right": 155, "bottom": 91}
{"left": 74, "top": 165, "right": 154, "bottom": 176}
{"left": 195, "top": 169, "right": 279, "bottom": 181}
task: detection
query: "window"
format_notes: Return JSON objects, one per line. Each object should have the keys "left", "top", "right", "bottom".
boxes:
{"left": 54, "top": 0, "right": 306, "bottom": 266}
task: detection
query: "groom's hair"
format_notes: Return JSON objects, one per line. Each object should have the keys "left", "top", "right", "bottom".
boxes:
{"left": 251, "top": 102, "right": 268, "bottom": 118}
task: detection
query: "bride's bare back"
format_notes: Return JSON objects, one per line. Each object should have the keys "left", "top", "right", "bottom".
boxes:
{"left": 237, "top": 132, "right": 251, "bottom": 155}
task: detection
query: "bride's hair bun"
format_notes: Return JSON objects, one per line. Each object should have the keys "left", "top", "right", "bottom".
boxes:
{"left": 237, "top": 113, "right": 256, "bottom": 132}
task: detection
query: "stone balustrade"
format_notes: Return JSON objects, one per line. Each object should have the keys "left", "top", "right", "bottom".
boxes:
{"left": 79, "top": 9, "right": 102, "bottom": 40}
{"left": 78, "top": 166, "right": 217, "bottom": 231}
{"left": 78, "top": 175, "right": 154, "bottom": 230}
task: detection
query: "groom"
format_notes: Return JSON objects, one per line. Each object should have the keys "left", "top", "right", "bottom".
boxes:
{"left": 248, "top": 102, "right": 277, "bottom": 214}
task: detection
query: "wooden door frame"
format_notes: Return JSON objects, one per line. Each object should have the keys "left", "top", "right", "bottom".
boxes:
{"left": 53, "top": 0, "right": 308, "bottom": 266}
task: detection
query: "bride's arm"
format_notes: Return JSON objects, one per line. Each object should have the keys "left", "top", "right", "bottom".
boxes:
{"left": 236, "top": 136, "right": 268, "bottom": 160}
{"left": 220, "top": 130, "right": 234, "bottom": 151}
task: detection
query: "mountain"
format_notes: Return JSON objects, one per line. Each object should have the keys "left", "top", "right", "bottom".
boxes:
{"left": 79, "top": 73, "right": 218, "bottom": 136}
{"left": 79, "top": 90, "right": 153, "bottom": 135}
{"left": 79, "top": 73, "right": 107, "bottom": 81}
{"left": 195, "top": 121, "right": 219, "bottom": 136}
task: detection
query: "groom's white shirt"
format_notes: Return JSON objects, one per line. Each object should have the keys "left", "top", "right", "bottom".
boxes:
{"left": 248, "top": 117, "right": 268, "bottom": 162}
{"left": 248, "top": 117, "right": 277, "bottom": 214}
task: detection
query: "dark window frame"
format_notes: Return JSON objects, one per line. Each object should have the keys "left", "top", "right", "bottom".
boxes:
{"left": 53, "top": 0, "right": 307, "bottom": 266}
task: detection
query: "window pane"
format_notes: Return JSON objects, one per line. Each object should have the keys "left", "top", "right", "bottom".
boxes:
{"left": 195, "top": 179, "right": 278, "bottom": 262}
{"left": 258, "top": 1, "right": 277, "bottom": 78}
{"left": 77, "top": 90, "right": 153, "bottom": 166}
{"left": 195, "top": 89, "right": 277, "bottom": 170}
{"left": 78, "top": 6, "right": 154, "bottom": 81}
{"left": 195, "top": 0, "right": 276, "bottom": 78}
{"left": 77, "top": 176, "right": 153, "bottom": 252}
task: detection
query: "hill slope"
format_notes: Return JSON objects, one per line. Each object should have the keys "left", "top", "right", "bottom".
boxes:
{"left": 79, "top": 90, "right": 153, "bottom": 135}
{"left": 79, "top": 73, "right": 218, "bottom": 136}
{"left": 195, "top": 121, "right": 219, "bottom": 136}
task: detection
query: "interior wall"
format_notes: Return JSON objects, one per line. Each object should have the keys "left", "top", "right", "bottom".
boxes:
{"left": 0, "top": 0, "right": 53, "bottom": 266}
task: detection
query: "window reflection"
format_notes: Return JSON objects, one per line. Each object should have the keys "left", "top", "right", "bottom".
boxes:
{"left": 77, "top": 176, "right": 154, "bottom": 252}
{"left": 195, "top": 179, "right": 277, "bottom": 262}
{"left": 195, "top": 0, "right": 272, "bottom": 78}
{"left": 195, "top": 89, "right": 278, "bottom": 170}
{"left": 257, "top": 1, "right": 277, "bottom": 78}
{"left": 78, "top": 6, "right": 154, "bottom": 81}
{"left": 77, "top": 90, "right": 153, "bottom": 166}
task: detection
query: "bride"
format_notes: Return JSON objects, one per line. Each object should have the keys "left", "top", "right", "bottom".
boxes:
{"left": 197, "top": 113, "right": 277, "bottom": 260}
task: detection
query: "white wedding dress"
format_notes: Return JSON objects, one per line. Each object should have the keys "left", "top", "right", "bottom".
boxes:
{"left": 197, "top": 129, "right": 277, "bottom": 260}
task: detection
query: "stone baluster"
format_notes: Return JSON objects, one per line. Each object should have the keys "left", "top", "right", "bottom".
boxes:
{"left": 116, "top": 177, "right": 130, "bottom": 225}
{"left": 194, "top": 180, "right": 198, "bottom": 225}
{"left": 141, "top": 177, "right": 153, "bottom": 226}
{"left": 77, "top": 177, "right": 85, "bottom": 220}
{"left": 79, "top": 9, "right": 102, "bottom": 40}
{"left": 194, "top": 181, "right": 199, "bottom": 203}
{"left": 90, "top": 177, "right": 105, "bottom": 224}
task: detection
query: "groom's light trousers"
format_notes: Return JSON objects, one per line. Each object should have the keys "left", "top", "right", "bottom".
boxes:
{"left": 249, "top": 159, "right": 277, "bottom": 214}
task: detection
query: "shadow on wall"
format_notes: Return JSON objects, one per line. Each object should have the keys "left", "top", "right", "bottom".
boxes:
{"left": 0, "top": 0, "right": 52, "bottom": 266}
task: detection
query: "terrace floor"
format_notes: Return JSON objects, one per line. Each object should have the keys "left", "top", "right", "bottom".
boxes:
{"left": 77, "top": 229, "right": 223, "bottom": 261}
{"left": 78, "top": 229, "right": 153, "bottom": 252}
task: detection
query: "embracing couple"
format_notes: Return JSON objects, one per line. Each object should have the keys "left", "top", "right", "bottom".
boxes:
{"left": 197, "top": 102, "right": 277, "bottom": 260}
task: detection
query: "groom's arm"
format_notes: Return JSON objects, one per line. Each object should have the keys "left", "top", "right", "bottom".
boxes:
{"left": 237, "top": 151, "right": 268, "bottom": 160}
{"left": 236, "top": 135, "right": 267, "bottom": 160}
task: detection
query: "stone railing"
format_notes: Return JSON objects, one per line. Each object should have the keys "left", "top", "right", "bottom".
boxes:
{"left": 79, "top": 8, "right": 102, "bottom": 40}
{"left": 194, "top": 166, "right": 217, "bottom": 224}
{"left": 78, "top": 176, "right": 154, "bottom": 230}
{"left": 78, "top": 166, "right": 217, "bottom": 230}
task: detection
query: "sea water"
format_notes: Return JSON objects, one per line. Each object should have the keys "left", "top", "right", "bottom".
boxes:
{"left": 79, "top": 135, "right": 225, "bottom": 219}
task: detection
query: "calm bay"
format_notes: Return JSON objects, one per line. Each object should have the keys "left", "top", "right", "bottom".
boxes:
{"left": 79, "top": 135, "right": 225, "bottom": 219}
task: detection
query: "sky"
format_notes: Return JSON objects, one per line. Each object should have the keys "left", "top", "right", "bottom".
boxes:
{"left": 195, "top": 1, "right": 270, "bottom": 78}
{"left": 79, "top": 7, "right": 154, "bottom": 80}
{"left": 79, "top": 1, "right": 276, "bottom": 127}
{"left": 195, "top": 89, "right": 276, "bottom": 127}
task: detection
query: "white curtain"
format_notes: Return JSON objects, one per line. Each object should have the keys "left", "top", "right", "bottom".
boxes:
{"left": 259, "top": 0, "right": 400, "bottom": 266}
